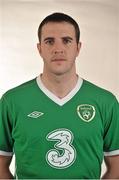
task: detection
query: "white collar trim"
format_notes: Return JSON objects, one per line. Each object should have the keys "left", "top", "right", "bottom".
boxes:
{"left": 36, "top": 75, "right": 83, "bottom": 106}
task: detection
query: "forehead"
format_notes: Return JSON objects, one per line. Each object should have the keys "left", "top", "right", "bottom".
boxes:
{"left": 41, "top": 22, "right": 76, "bottom": 38}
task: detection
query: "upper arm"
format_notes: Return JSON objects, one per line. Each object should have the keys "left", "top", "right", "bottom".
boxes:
{"left": 0, "top": 155, "right": 12, "bottom": 169}
{"left": 103, "top": 96, "right": 119, "bottom": 157}
{"left": 0, "top": 155, "right": 14, "bottom": 179}
{"left": 104, "top": 155, "right": 119, "bottom": 178}
{"left": 0, "top": 95, "right": 14, "bottom": 156}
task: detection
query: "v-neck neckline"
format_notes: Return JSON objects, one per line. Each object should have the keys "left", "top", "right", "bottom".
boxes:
{"left": 36, "top": 75, "right": 83, "bottom": 106}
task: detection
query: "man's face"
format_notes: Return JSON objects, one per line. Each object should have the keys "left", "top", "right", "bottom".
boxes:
{"left": 37, "top": 22, "right": 81, "bottom": 76}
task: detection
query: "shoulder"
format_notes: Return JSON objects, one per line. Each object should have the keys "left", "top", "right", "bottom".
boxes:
{"left": 82, "top": 79, "right": 118, "bottom": 103}
{"left": 2, "top": 78, "right": 37, "bottom": 101}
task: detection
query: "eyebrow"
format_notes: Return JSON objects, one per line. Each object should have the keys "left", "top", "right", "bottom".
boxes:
{"left": 62, "top": 36, "right": 73, "bottom": 41}
{"left": 44, "top": 37, "right": 54, "bottom": 42}
{"left": 44, "top": 36, "right": 73, "bottom": 42}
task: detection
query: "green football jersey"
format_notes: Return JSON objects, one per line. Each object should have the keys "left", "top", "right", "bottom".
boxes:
{"left": 0, "top": 76, "right": 119, "bottom": 179}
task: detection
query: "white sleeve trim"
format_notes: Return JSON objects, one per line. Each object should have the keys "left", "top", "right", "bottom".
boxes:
{"left": 104, "top": 149, "right": 119, "bottom": 156}
{"left": 0, "top": 150, "right": 13, "bottom": 156}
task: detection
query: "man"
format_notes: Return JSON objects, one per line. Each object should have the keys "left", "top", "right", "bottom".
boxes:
{"left": 0, "top": 12, "right": 119, "bottom": 179}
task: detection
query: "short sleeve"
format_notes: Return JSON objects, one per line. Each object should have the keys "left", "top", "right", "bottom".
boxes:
{"left": 103, "top": 96, "right": 119, "bottom": 156}
{"left": 0, "top": 95, "right": 14, "bottom": 156}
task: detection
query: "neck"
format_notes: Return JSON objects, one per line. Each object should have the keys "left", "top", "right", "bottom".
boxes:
{"left": 40, "top": 71, "right": 78, "bottom": 99}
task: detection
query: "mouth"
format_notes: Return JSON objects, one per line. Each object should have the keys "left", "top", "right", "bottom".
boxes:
{"left": 51, "top": 59, "right": 66, "bottom": 62}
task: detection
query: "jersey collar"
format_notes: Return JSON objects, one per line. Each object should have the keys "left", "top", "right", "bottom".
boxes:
{"left": 36, "top": 75, "right": 83, "bottom": 106}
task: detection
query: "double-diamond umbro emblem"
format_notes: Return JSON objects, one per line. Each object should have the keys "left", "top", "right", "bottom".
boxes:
{"left": 27, "top": 111, "right": 44, "bottom": 118}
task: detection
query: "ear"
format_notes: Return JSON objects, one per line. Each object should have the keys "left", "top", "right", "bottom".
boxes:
{"left": 76, "top": 42, "right": 82, "bottom": 57}
{"left": 37, "top": 43, "right": 41, "bottom": 55}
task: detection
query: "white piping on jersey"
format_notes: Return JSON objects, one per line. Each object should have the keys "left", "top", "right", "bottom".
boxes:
{"left": 104, "top": 150, "right": 119, "bottom": 156}
{"left": 0, "top": 150, "right": 13, "bottom": 156}
{"left": 36, "top": 75, "right": 83, "bottom": 106}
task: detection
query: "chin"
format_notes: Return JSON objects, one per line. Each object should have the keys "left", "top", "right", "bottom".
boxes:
{"left": 52, "top": 70, "right": 69, "bottom": 76}
{"left": 53, "top": 72, "right": 65, "bottom": 76}
{"left": 50, "top": 66, "right": 72, "bottom": 76}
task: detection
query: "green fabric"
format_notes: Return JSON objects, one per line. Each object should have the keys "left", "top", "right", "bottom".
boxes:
{"left": 0, "top": 78, "right": 119, "bottom": 179}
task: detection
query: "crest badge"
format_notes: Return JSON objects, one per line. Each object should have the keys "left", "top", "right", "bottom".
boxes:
{"left": 77, "top": 104, "right": 95, "bottom": 122}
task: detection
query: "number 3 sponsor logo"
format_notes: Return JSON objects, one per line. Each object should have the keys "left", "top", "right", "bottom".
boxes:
{"left": 46, "top": 128, "right": 76, "bottom": 169}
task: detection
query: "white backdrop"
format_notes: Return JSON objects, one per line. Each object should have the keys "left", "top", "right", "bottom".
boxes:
{"left": 0, "top": 0, "right": 119, "bottom": 177}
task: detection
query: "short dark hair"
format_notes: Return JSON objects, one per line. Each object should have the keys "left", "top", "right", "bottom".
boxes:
{"left": 38, "top": 12, "right": 80, "bottom": 44}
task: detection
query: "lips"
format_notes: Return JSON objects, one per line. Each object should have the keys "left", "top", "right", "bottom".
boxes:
{"left": 51, "top": 58, "right": 66, "bottom": 62}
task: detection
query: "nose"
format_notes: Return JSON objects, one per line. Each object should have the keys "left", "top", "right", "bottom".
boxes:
{"left": 53, "top": 41, "right": 64, "bottom": 54}
{"left": 54, "top": 49, "right": 64, "bottom": 54}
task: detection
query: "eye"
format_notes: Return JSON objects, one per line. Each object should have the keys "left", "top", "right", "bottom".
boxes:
{"left": 63, "top": 38, "right": 72, "bottom": 44}
{"left": 45, "top": 39, "right": 54, "bottom": 45}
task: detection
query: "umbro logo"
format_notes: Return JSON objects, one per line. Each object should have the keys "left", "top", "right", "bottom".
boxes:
{"left": 27, "top": 111, "right": 44, "bottom": 118}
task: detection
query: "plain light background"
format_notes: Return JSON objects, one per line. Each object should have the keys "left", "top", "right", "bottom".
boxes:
{"left": 0, "top": 0, "right": 119, "bottom": 177}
